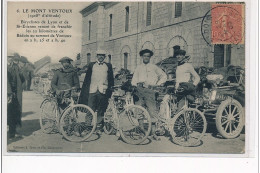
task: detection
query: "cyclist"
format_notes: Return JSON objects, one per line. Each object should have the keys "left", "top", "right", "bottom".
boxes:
{"left": 51, "top": 57, "right": 80, "bottom": 109}
{"left": 131, "top": 49, "right": 167, "bottom": 140}
{"left": 175, "top": 49, "right": 200, "bottom": 110}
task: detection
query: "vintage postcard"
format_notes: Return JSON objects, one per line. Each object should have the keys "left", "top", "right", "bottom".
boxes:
{"left": 3, "top": 1, "right": 251, "bottom": 155}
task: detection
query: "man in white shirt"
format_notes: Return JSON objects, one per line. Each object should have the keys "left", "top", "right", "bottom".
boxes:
{"left": 132, "top": 49, "right": 167, "bottom": 87}
{"left": 132, "top": 49, "right": 167, "bottom": 139}
{"left": 79, "top": 50, "right": 114, "bottom": 130}
{"left": 175, "top": 49, "right": 200, "bottom": 109}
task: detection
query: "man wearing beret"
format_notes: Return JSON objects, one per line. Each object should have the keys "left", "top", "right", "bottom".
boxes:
{"left": 79, "top": 50, "right": 114, "bottom": 131}
{"left": 7, "top": 53, "right": 25, "bottom": 138}
{"left": 132, "top": 49, "right": 167, "bottom": 139}
{"left": 51, "top": 57, "right": 80, "bottom": 107}
{"left": 175, "top": 49, "right": 200, "bottom": 109}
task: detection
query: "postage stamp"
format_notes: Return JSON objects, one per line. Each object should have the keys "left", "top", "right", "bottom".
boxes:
{"left": 211, "top": 4, "right": 245, "bottom": 44}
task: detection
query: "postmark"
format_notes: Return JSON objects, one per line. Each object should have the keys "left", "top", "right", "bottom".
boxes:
{"left": 201, "top": 4, "right": 245, "bottom": 45}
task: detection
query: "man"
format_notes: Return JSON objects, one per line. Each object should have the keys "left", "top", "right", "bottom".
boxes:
{"left": 132, "top": 49, "right": 167, "bottom": 87}
{"left": 79, "top": 50, "right": 114, "bottom": 130}
{"left": 51, "top": 57, "right": 80, "bottom": 108}
{"left": 19, "top": 56, "right": 29, "bottom": 91}
{"left": 7, "top": 53, "right": 25, "bottom": 139}
{"left": 132, "top": 49, "right": 167, "bottom": 139}
{"left": 175, "top": 49, "right": 200, "bottom": 109}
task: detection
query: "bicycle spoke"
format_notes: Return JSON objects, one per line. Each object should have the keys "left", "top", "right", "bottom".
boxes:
{"left": 224, "top": 122, "right": 230, "bottom": 132}
{"left": 221, "top": 120, "right": 229, "bottom": 125}
{"left": 231, "top": 106, "right": 237, "bottom": 115}
{"left": 233, "top": 111, "right": 242, "bottom": 118}
{"left": 224, "top": 108, "right": 229, "bottom": 116}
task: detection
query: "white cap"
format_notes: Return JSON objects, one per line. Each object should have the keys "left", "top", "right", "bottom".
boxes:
{"left": 96, "top": 49, "right": 106, "bottom": 55}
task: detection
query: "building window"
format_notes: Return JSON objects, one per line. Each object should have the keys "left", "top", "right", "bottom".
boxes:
{"left": 88, "top": 21, "right": 91, "bottom": 40}
{"left": 175, "top": 2, "right": 182, "bottom": 18}
{"left": 109, "top": 14, "right": 113, "bottom": 36}
{"left": 125, "top": 6, "right": 129, "bottom": 32}
{"left": 146, "top": 2, "right": 152, "bottom": 26}
{"left": 87, "top": 53, "right": 91, "bottom": 64}
{"left": 108, "top": 55, "right": 112, "bottom": 63}
{"left": 124, "top": 53, "right": 128, "bottom": 69}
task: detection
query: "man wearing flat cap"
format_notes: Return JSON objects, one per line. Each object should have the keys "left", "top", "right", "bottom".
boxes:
{"left": 51, "top": 57, "right": 80, "bottom": 107}
{"left": 132, "top": 49, "right": 167, "bottom": 139}
{"left": 175, "top": 49, "right": 200, "bottom": 109}
{"left": 79, "top": 49, "right": 114, "bottom": 131}
{"left": 7, "top": 53, "right": 25, "bottom": 138}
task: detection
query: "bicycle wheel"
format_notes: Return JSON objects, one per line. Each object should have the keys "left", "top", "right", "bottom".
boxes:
{"left": 59, "top": 104, "right": 97, "bottom": 142}
{"left": 119, "top": 105, "right": 152, "bottom": 145}
{"left": 40, "top": 99, "right": 58, "bottom": 134}
{"left": 103, "top": 105, "right": 115, "bottom": 135}
{"left": 170, "top": 108, "right": 207, "bottom": 147}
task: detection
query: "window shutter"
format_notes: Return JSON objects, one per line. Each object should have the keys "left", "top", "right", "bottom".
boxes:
{"left": 109, "top": 14, "right": 112, "bottom": 36}
{"left": 88, "top": 21, "right": 91, "bottom": 40}
{"left": 175, "top": 2, "right": 182, "bottom": 18}
{"left": 125, "top": 7, "right": 129, "bottom": 32}
{"left": 146, "top": 2, "right": 152, "bottom": 26}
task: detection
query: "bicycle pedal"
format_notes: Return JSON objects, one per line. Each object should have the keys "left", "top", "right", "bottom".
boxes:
{"left": 116, "top": 131, "right": 120, "bottom": 137}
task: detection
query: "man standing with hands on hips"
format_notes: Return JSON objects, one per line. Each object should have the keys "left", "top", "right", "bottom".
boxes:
{"left": 131, "top": 49, "right": 167, "bottom": 139}
{"left": 79, "top": 49, "right": 114, "bottom": 131}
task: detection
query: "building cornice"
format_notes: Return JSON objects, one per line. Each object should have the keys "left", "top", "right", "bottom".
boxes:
{"left": 80, "top": 2, "right": 120, "bottom": 17}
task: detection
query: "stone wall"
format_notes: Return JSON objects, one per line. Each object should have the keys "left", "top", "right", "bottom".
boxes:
{"left": 81, "top": 2, "right": 245, "bottom": 72}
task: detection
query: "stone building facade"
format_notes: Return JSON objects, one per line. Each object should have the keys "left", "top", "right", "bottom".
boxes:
{"left": 80, "top": 2, "right": 245, "bottom": 72}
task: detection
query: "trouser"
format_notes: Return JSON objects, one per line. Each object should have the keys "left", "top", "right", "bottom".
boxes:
{"left": 8, "top": 124, "right": 16, "bottom": 137}
{"left": 88, "top": 91, "right": 108, "bottom": 125}
{"left": 7, "top": 96, "right": 22, "bottom": 137}
{"left": 134, "top": 87, "right": 158, "bottom": 119}
{"left": 177, "top": 82, "right": 196, "bottom": 111}
{"left": 134, "top": 87, "right": 159, "bottom": 135}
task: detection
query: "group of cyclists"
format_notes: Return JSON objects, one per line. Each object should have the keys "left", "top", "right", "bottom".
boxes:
{"left": 50, "top": 47, "right": 200, "bottom": 139}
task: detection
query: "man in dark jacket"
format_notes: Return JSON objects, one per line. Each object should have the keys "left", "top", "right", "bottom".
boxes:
{"left": 51, "top": 57, "right": 80, "bottom": 107}
{"left": 79, "top": 50, "right": 114, "bottom": 129}
{"left": 7, "top": 53, "right": 25, "bottom": 138}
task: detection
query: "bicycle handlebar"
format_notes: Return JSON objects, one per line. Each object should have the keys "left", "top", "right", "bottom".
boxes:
{"left": 56, "top": 87, "right": 78, "bottom": 92}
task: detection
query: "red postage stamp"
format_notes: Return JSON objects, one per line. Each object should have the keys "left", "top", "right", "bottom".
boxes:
{"left": 211, "top": 4, "right": 245, "bottom": 44}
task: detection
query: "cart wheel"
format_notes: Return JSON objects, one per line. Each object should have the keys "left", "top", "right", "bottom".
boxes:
{"left": 216, "top": 98, "right": 244, "bottom": 139}
{"left": 119, "top": 105, "right": 152, "bottom": 145}
{"left": 59, "top": 104, "right": 97, "bottom": 142}
{"left": 103, "top": 106, "right": 115, "bottom": 135}
{"left": 40, "top": 99, "right": 58, "bottom": 134}
{"left": 170, "top": 108, "right": 207, "bottom": 147}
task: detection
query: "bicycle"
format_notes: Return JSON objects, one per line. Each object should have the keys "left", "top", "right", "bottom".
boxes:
{"left": 152, "top": 85, "right": 207, "bottom": 147}
{"left": 39, "top": 87, "right": 97, "bottom": 142}
{"left": 103, "top": 85, "right": 152, "bottom": 145}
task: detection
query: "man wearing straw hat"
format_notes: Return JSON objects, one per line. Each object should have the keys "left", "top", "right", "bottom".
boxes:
{"left": 79, "top": 49, "right": 114, "bottom": 131}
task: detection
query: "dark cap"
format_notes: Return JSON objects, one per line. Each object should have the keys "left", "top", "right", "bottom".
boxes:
{"left": 139, "top": 49, "right": 154, "bottom": 57}
{"left": 13, "top": 53, "right": 20, "bottom": 61}
{"left": 20, "top": 56, "right": 28, "bottom": 63}
{"left": 59, "top": 56, "right": 73, "bottom": 63}
{"left": 175, "top": 49, "right": 186, "bottom": 56}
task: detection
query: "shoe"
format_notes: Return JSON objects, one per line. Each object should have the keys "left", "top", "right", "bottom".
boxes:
{"left": 81, "top": 130, "right": 89, "bottom": 137}
{"left": 152, "top": 134, "right": 161, "bottom": 141}
{"left": 73, "top": 131, "right": 81, "bottom": 137}
{"left": 116, "top": 131, "right": 120, "bottom": 137}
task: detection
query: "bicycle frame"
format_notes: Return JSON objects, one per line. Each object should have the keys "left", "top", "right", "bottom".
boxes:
{"left": 106, "top": 90, "right": 134, "bottom": 130}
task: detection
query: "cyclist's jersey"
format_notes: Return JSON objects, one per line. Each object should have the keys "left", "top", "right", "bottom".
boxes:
{"left": 51, "top": 67, "right": 80, "bottom": 91}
